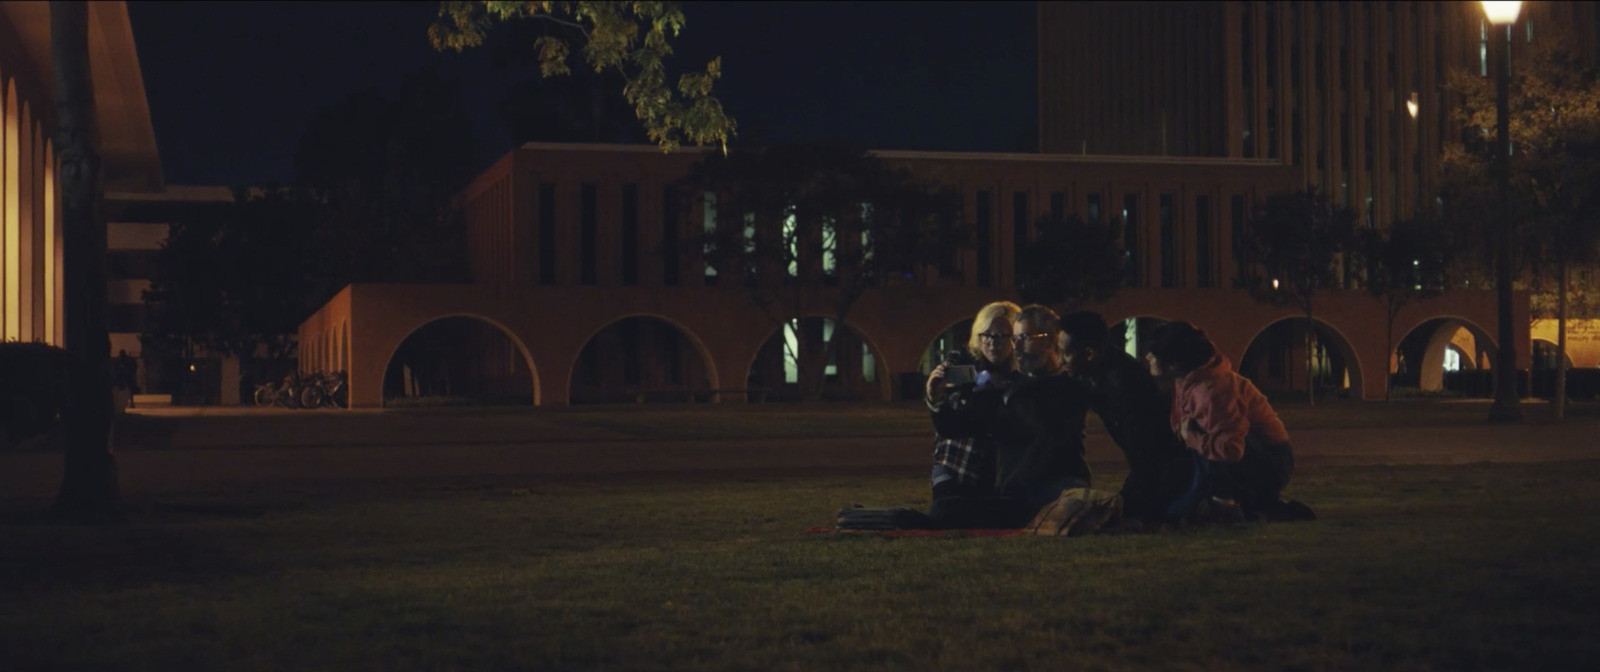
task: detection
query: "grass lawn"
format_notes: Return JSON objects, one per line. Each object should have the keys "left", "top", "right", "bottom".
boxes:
{"left": 451, "top": 398, "right": 1600, "bottom": 439}
{"left": 4, "top": 461, "right": 1598, "bottom": 670}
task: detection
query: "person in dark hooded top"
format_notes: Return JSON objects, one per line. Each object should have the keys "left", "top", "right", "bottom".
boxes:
{"left": 1057, "top": 312, "right": 1203, "bottom": 525}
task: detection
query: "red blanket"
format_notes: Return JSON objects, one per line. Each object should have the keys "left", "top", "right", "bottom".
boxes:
{"left": 804, "top": 526, "right": 1028, "bottom": 537}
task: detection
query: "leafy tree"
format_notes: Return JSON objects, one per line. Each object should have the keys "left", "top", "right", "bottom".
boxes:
{"left": 295, "top": 70, "right": 478, "bottom": 305}
{"left": 1361, "top": 216, "right": 1454, "bottom": 402}
{"left": 431, "top": 1, "right": 736, "bottom": 152}
{"left": 1235, "top": 189, "right": 1361, "bottom": 406}
{"left": 141, "top": 216, "right": 225, "bottom": 367}
{"left": 684, "top": 142, "right": 968, "bottom": 401}
{"left": 1440, "top": 30, "right": 1600, "bottom": 418}
{"left": 1014, "top": 213, "right": 1123, "bottom": 312}
{"left": 497, "top": 67, "right": 645, "bottom": 144}
{"left": 486, "top": 18, "right": 646, "bottom": 144}
{"left": 142, "top": 189, "right": 314, "bottom": 396}
{"left": 215, "top": 188, "right": 315, "bottom": 377}
{"left": 51, "top": 0, "right": 118, "bottom": 521}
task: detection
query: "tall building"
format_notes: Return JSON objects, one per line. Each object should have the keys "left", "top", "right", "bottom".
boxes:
{"left": 302, "top": 142, "right": 1510, "bottom": 408}
{"left": 1, "top": 2, "right": 266, "bottom": 406}
{"left": 305, "top": 0, "right": 1598, "bottom": 408}
{"left": 1040, "top": 1, "right": 1600, "bottom": 226}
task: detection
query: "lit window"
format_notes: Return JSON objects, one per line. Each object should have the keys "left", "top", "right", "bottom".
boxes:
{"left": 784, "top": 207, "right": 798, "bottom": 277}
{"left": 783, "top": 320, "right": 799, "bottom": 383}
{"left": 1479, "top": 21, "right": 1488, "bottom": 77}
{"left": 860, "top": 203, "right": 874, "bottom": 265}
{"left": 822, "top": 320, "right": 838, "bottom": 377}
{"left": 703, "top": 192, "right": 719, "bottom": 278}
{"left": 1444, "top": 347, "right": 1461, "bottom": 372}
{"left": 862, "top": 343, "right": 876, "bottom": 383}
{"left": 822, "top": 217, "right": 836, "bottom": 275}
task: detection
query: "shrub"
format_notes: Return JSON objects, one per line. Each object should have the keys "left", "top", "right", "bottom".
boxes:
{"left": 0, "top": 341, "right": 71, "bottom": 447}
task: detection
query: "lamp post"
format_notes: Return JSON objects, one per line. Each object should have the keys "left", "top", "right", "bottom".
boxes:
{"left": 1483, "top": 1, "right": 1523, "bottom": 423}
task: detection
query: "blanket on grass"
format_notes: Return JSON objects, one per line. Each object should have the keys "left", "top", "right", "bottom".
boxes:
{"left": 805, "top": 526, "right": 1028, "bottom": 537}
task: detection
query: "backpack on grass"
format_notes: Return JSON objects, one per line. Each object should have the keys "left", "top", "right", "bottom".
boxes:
{"left": 1023, "top": 488, "right": 1123, "bottom": 536}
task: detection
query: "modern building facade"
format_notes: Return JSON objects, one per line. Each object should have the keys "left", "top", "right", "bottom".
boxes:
{"left": 1040, "top": 0, "right": 1600, "bottom": 228}
{"left": 298, "top": 4, "right": 1600, "bottom": 409}
{"left": 1, "top": 1, "right": 271, "bottom": 405}
{"left": 1040, "top": 0, "right": 1600, "bottom": 380}
{"left": 106, "top": 186, "right": 246, "bottom": 404}
{"left": 300, "top": 142, "right": 1513, "bottom": 408}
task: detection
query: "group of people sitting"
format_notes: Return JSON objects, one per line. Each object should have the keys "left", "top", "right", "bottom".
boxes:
{"left": 839, "top": 302, "right": 1315, "bottom": 533}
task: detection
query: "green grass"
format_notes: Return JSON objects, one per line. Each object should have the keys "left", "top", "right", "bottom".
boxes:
{"left": 543, "top": 404, "right": 935, "bottom": 439}
{"left": 4, "top": 461, "right": 1599, "bottom": 670}
{"left": 414, "top": 399, "right": 1600, "bottom": 440}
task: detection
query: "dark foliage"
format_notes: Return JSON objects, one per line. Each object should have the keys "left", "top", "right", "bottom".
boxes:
{"left": 1015, "top": 213, "right": 1123, "bottom": 310}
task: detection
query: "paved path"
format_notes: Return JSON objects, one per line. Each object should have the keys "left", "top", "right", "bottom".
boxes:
{"left": 4, "top": 408, "right": 1597, "bottom": 498}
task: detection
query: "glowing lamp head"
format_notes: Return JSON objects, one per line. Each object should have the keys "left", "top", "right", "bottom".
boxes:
{"left": 1481, "top": 1, "right": 1522, "bottom": 26}
{"left": 1407, "top": 93, "right": 1419, "bottom": 119}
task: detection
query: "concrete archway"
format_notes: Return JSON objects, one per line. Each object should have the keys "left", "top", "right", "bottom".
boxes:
{"left": 380, "top": 313, "right": 541, "bottom": 407}
{"left": 1531, "top": 339, "right": 1576, "bottom": 370}
{"left": 1239, "top": 316, "right": 1365, "bottom": 400}
{"left": 1394, "top": 317, "right": 1498, "bottom": 393}
{"left": 746, "top": 316, "right": 891, "bottom": 402}
{"left": 920, "top": 317, "right": 977, "bottom": 375}
{"left": 1107, "top": 315, "right": 1172, "bottom": 359}
{"left": 568, "top": 314, "right": 719, "bottom": 404}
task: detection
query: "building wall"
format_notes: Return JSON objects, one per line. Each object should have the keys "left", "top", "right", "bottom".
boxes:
{"left": 1039, "top": 1, "right": 1229, "bottom": 157}
{"left": 464, "top": 144, "right": 1302, "bottom": 294}
{"left": 1532, "top": 319, "right": 1600, "bottom": 369}
{"left": 3, "top": 0, "right": 175, "bottom": 367}
{"left": 0, "top": 32, "right": 63, "bottom": 346}
{"left": 106, "top": 187, "right": 261, "bottom": 405}
{"left": 304, "top": 143, "right": 1521, "bottom": 408}
{"left": 1041, "top": 1, "right": 1600, "bottom": 229}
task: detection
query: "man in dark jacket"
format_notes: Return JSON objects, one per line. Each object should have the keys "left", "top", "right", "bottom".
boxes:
{"left": 1059, "top": 312, "right": 1203, "bottom": 524}
{"left": 923, "top": 305, "right": 1093, "bottom": 528}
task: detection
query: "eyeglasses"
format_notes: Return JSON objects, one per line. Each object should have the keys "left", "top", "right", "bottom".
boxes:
{"left": 1012, "top": 332, "right": 1052, "bottom": 345}
{"left": 977, "top": 332, "right": 1011, "bottom": 344}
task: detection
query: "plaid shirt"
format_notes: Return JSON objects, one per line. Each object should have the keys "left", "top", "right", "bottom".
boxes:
{"left": 926, "top": 367, "right": 1016, "bottom": 487}
{"left": 932, "top": 434, "right": 989, "bottom": 485}
{"left": 927, "top": 391, "right": 994, "bottom": 486}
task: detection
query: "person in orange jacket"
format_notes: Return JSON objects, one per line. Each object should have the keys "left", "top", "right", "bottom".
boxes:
{"left": 1144, "top": 321, "right": 1315, "bottom": 522}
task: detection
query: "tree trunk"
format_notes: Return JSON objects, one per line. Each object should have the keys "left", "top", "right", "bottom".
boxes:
{"left": 801, "top": 324, "right": 840, "bottom": 404}
{"left": 1304, "top": 308, "right": 1316, "bottom": 406}
{"left": 1555, "top": 255, "right": 1568, "bottom": 421}
{"left": 52, "top": 0, "right": 120, "bottom": 521}
{"left": 1384, "top": 306, "right": 1396, "bottom": 403}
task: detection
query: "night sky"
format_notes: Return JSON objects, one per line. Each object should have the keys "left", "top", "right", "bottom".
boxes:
{"left": 127, "top": 1, "right": 1037, "bottom": 188}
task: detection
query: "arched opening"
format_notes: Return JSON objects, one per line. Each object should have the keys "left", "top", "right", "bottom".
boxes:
{"left": 1239, "top": 317, "right": 1363, "bottom": 401}
{"left": 1108, "top": 316, "right": 1171, "bottom": 359}
{"left": 748, "top": 317, "right": 887, "bottom": 402}
{"left": 919, "top": 317, "right": 974, "bottom": 376}
{"left": 381, "top": 315, "right": 538, "bottom": 407}
{"left": 1531, "top": 339, "right": 1577, "bottom": 400}
{"left": 1393, "top": 317, "right": 1498, "bottom": 397}
{"left": 1532, "top": 339, "right": 1575, "bottom": 370}
{"left": 569, "top": 316, "right": 717, "bottom": 404}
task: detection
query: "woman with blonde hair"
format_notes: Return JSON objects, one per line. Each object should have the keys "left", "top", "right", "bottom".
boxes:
{"left": 923, "top": 300, "right": 1022, "bottom": 499}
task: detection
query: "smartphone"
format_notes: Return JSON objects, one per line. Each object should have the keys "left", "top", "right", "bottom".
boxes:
{"left": 944, "top": 365, "right": 977, "bottom": 386}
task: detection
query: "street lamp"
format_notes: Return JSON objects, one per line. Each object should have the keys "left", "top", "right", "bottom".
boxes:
{"left": 1484, "top": 1, "right": 1523, "bottom": 423}
{"left": 1407, "top": 92, "right": 1419, "bottom": 119}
